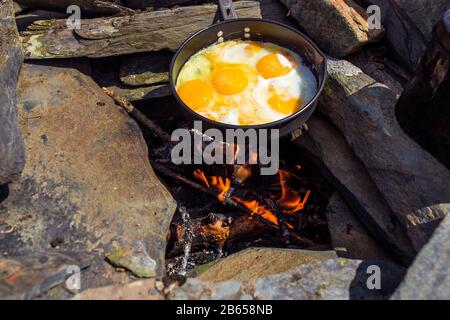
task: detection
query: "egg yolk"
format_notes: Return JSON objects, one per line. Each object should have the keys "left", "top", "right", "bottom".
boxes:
{"left": 257, "top": 53, "right": 293, "bottom": 79}
{"left": 178, "top": 80, "right": 213, "bottom": 109}
{"left": 268, "top": 96, "right": 301, "bottom": 115}
{"left": 212, "top": 66, "right": 248, "bottom": 95}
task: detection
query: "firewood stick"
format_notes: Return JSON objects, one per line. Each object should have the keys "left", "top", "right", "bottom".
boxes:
{"left": 151, "top": 161, "right": 264, "bottom": 219}
{"left": 103, "top": 87, "right": 172, "bottom": 144}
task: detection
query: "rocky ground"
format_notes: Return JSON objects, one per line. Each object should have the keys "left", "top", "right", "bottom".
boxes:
{"left": 0, "top": 0, "right": 449, "bottom": 300}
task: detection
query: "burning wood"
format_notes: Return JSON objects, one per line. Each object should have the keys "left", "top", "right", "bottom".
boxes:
{"left": 193, "top": 168, "right": 312, "bottom": 225}
{"left": 152, "top": 161, "right": 314, "bottom": 246}
{"left": 277, "top": 169, "right": 311, "bottom": 214}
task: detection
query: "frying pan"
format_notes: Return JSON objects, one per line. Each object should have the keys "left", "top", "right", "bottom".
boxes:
{"left": 169, "top": 0, "right": 327, "bottom": 138}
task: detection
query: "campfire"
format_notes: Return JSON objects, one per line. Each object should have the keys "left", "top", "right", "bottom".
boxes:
{"left": 193, "top": 168, "right": 312, "bottom": 228}
{"left": 102, "top": 80, "right": 332, "bottom": 276}
{"left": 138, "top": 113, "right": 332, "bottom": 275}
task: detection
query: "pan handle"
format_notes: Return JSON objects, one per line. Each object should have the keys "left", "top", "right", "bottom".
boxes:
{"left": 218, "top": 0, "right": 238, "bottom": 20}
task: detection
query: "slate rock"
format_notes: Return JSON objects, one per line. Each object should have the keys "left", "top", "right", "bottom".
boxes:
{"left": 0, "top": 252, "right": 91, "bottom": 300}
{"left": 92, "top": 57, "right": 172, "bottom": 102}
{"left": 394, "top": 15, "right": 450, "bottom": 171}
{"left": 346, "top": 46, "right": 409, "bottom": 95}
{"left": 405, "top": 204, "right": 450, "bottom": 252}
{"left": 15, "top": 0, "right": 133, "bottom": 15}
{"left": 15, "top": 9, "right": 68, "bottom": 31}
{"left": 319, "top": 59, "right": 450, "bottom": 251}
{"left": 250, "top": 259, "right": 405, "bottom": 300}
{"left": 170, "top": 278, "right": 251, "bottom": 300}
{"left": 105, "top": 83, "right": 172, "bottom": 102}
{"left": 366, "top": 0, "right": 449, "bottom": 70}
{"left": 107, "top": 241, "right": 157, "bottom": 278}
{"left": 73, "top": 278, "right": 163, "bottom": 300}
{"left": 19, "top": 0, "right": 290, "bottom": 59}
{"left": 294, "top": 115, "right": 415, "bottom": 263}
{"left": 124, "top": 0, "right": 202, "bottom": 10}
{"left": 13, "top": 1, "right": 26, "bottom": 14}
{"left": 120, "top": 52, "right": 172, "bottom": 87}
{"left": 0, "top": 61, "right": 176, "bottom": 289}
{"left": 198, "top": 247, "right": 337, "bottom": 281}
{"left": 170, "top": 258, "right": 406, "bottom": 300}
{"left": 280, "top": 0, "right": 384, "bottom": 57}
{"left": 0, "top": 0, "right": 25, "bottom": 184}
{"left": 325, "top": 193, "right": 394, "bottom": 261}
{"left": 392, "top": 213, "right": 450, "bottom": 299}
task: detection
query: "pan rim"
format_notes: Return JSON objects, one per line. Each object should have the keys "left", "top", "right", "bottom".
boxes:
{"left": 169, "top": 17, "right": 328, "bottom": 131}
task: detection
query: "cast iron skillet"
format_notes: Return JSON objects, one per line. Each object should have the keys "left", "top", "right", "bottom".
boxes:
{"left": 169, "top": 0, "right": 327, "bottom": 138}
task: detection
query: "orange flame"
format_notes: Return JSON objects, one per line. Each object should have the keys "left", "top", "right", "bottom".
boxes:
{"left": 277, "top": 170, "right": 311, "bottom": 214}
{"left": 194, "top": 169, "right": 231, "bottom": 202}
{"left": 232, "top": 198, "right": 280, "bottom": 225}
{"left": 194, "top": 169, "right": 279, "bottom": 225}
{"left": 211, "top": 176, "right": 231, "bottom": 202}
{"left": 193, "top": 169, "right": 210, "bottom": 188}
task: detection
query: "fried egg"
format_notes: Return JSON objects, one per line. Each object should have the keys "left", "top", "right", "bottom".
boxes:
{"left": 176, "top": 40, "right": 317, "bottom": 126}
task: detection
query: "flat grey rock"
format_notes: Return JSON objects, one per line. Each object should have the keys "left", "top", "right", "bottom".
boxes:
{"left": 280, "top": 0, "right": 384, "bottom": 57}
{"left": 0, "top": 0, "right": 25, "bottom": 185}
{"left": 367, "top": 0, "right": 449, "bottom": 70}
{"left": 0, "top": 251, "right": 91, "bottom": 300}
{"left": 325, "top": 193, "right": 394, "bottom": 261}
{"left": 294, "top": 115, "right": 415, "bottom": 263}
{"left": 119, "top": 53, "right": 171, "bottom": 87}
{"left": 170, "top": 258, "right": 406, "bottom": 300}
{"left": 0, "top": 61, "right": 176, "bottom": 291}
{"left": 392, "top": 213, "right": 450, "bottom": 299}
{"left": 197, "top": 247, "right": 337, "bottom": 281}
{"left": 319, "top": 59, "right": 450, "bottom": 252}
